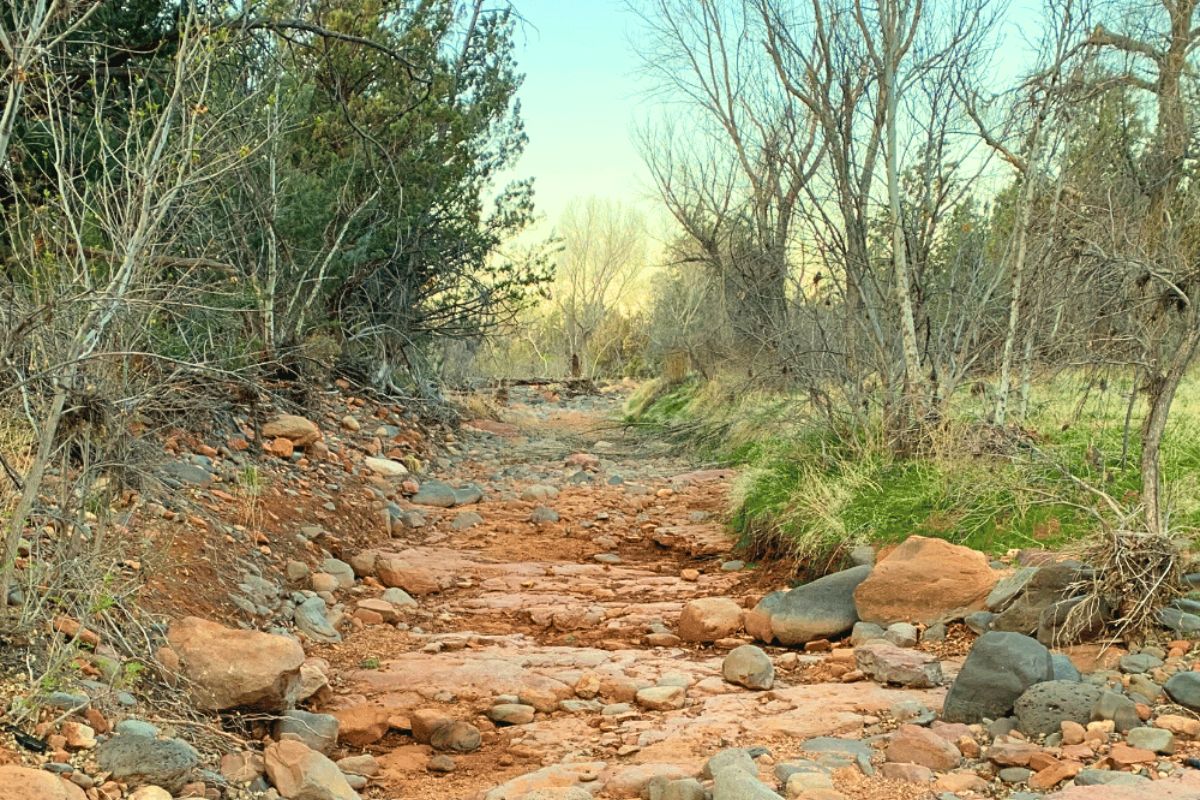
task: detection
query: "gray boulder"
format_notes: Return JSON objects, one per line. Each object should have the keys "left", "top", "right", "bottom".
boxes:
{"left": 411, "top": 480, "right": 458, "bottom": 507}
{"left": 747, "top": 565, "right": 870, "bottom": 646}
{"left": 96, "top": 734, "right": 199, "bottom": 793}
{"left": 942, "top": 632, "right": 1053, "bottom": 723}
{"left": 294, "top": 596, "right": 341, "bottom": 644}
{"left": 1165, "top": 671, "right": 1200, "bottom": 711}
{"left": 1013, "top": 680, "right": 1103, "bottom": 736}
{"left": 722, "top": 645, "right": 774, "bottom": 690}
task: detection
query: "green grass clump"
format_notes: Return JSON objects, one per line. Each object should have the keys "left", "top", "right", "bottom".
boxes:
{"left": 627, "top": 370, "right": 1200, "bottom": 575}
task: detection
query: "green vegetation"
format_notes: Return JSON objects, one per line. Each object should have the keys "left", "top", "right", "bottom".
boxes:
{"left": 628, "top": 374, "right": 1200, "bottom": 573}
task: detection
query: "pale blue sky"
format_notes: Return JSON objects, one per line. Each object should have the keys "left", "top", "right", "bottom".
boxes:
{"left": 505, "top": 0, "right": 657, "bottom": 234}
{"left": 503, "top": 0, "right": 1047, "bottom": 238}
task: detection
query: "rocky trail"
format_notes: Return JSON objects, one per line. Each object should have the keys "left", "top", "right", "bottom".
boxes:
{"left": 10, "top": 385, "right": 1200, "bottom": 800}
{"left": 304, "top": 388, "right": 948, "bottom": 800}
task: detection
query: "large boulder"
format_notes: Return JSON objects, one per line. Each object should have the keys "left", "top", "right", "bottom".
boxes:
{"left": 678, "top": 597, "right": 744, "bottom": 643}
{"left": 853, "top": 536, "right": 997, "bottom": 625}
{"left": 1014, "top": 680, "right": 1105, "bottom": 736}
{"left": 166, "top": 616, "right": 305, "bottom": 711}
{"left": 262, "top": 415, "right": 321, "bottom": 446}
{"left": 745, "top": 565, "right": 870, "bottom": 646}
{"left": 0, "top": 766, "right": 87, "bottom": 800}
{"left": 264, "top": 739, "right": 360, "bottom": 800}
{"left": 95, "top": 734, "right": 200, "bottom": 793}
{"left": 942, "top": 632, "right": 1054, "bottom": 723}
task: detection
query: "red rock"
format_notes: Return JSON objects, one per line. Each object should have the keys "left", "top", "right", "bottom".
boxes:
{"left": 262, "top": 415, "right": 321, "bottom": 446}
{"left": 987, "top": 739, "right": 1041, "bottom": 766}
{"left": 677, "top": 597, "right": 743, "bottom": 643}
{"left": 375, "top": 556, "right": 442, "bottom": 595}
{"left": 886, "top": 724, "right": 961, "bottom": 771}
{"left": 879, "top": 762, "right": 934, "bottom": 783}
{"left": 853, "top": 535, "right": 997, "bottom": 625}
{"left": 1061, "top": 720, "right": 1086, "bottom": 745}
{"left": 1157, "top": 714, "right": 1200, "bottom": 739}
{"left": 409, "top": 709, "right": 451, "bottom": 744}
{"left": 220, "top": 751, "right": 265, "bottom": 783}
{"left": 52, "top": 616, "right": 100, "bottom": 647}
{"left": 934, "top": 772, "right": 989, "bottom": 793}
{"left": 1029, "top": 751, "right": 1060, "bottom": 771}
{"left": 1108, "top": 742, "right": 1155, "bottom": 766}
{"left": 267, "top": 437, "right": 294, "bottom": 458}
{"left": 1030, "top": 760, "right": 1082, "bottom": 790}
{"left": 0, "top": 766, "right": 87, "bottom": 800}
{"left": 264, "top": 739, "right": 358, "bottom": 800}
{"left": 331, "top": 704, "right": 391, "bottom": 746}
{"left": 166, "top": 616, "right": 305, "bottom": 711}
{"left": 61, "top": 721, "right": 95, "bottom": 750}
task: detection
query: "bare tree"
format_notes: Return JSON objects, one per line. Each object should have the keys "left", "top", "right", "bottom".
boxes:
{"left": 1075, "top": 0, "right": 1200, "bottom": 533}
{"left": 551, "top": 198, "right": 647, "bottom": 378}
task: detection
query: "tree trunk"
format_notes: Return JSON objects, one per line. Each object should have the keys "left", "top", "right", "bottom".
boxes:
{"left": 881, "top": 0, "right": 927, "bottom": 430}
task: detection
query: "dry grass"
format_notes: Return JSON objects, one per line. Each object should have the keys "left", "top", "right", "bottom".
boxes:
{"left": 1063, "top": 522, "right": 1186, "bottom": 645}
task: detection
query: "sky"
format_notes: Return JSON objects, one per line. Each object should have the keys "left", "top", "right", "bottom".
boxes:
{"left": 500, "top": 0, "right": 661, "bottom": 238}
{"left": 500, "top": 0, "right": 1048, "bottom": 242}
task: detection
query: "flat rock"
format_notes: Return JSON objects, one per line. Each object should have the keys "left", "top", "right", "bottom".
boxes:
{"left": 854, "top": 640, "right": 942, "bottom": 688}
{"left": 885, "top": 724, "right": 961, "bottom": 771}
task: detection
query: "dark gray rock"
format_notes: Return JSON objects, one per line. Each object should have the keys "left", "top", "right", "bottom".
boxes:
{"left": 1051, "top": 653, "right": 1081, "bottom": 681}
{"left": 1013, "top": 680, "right": 1104, "bottom": 736}
{"left": 450, "top": 511, "right": 484, "bottom": 530}
{"left": 713, "top": 769, "right": 784, "bottom": 800}
{"left": 96, "top": 734, "right": 199, "bottom": 792}
{"left": 964, "top": 611, "right": 994, "bottom": 634}
{"left": 942, "top": 632, "right": 1053, "bottom": 723}
{"left": 991, "top": 562, "right": 1087, "bottom": 635}
{"left": 750, "top": 565, "right": 871, "bottom": 646}
{"left": 1074, "top": 769, "right": 1150, "bottom": 786}
{"left": 1159, "top": 607, "right": 1200, "bottom": 636}
{"left": 1120, "top": 652, "right": 1164, "bottom": 674}
{"left": 411, "top": 480, "right": 458, "bottom": 507}
{"left": 531, "top": 506, "right": 560, "bottom": 524}
{"left": 1036, "top": 596, "right": 1109, "bottom": 646}
{"left": 702, "top": 748, "right": 757, "bottom": 779}
{"left": 1165, "top": 671, "right": 1200, "bottom": 711}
